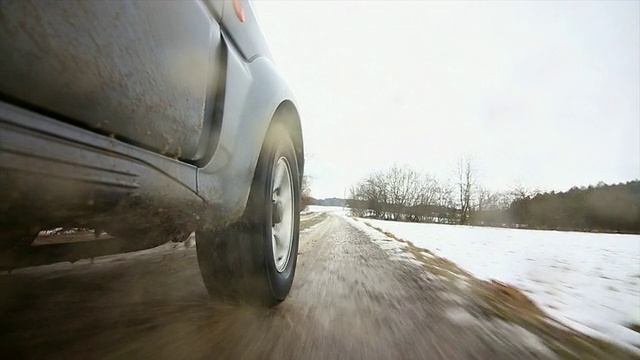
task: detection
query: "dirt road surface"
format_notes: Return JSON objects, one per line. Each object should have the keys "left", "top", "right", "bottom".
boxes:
{"left": 0, "top": 213, "right": 560, "bottom": 359}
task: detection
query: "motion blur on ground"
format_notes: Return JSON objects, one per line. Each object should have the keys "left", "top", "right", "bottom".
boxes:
{"left": 1, "top": 0, "right": 639, "bottom": 359}
{"left": 1, "top": 208, "right": 638, "bottom": 359}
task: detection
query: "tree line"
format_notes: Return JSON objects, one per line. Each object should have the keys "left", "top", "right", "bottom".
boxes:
{"left": 347, "top": 162, "right": 640, "bottom": 234}
{"left": 508, "top": 181, "right": 640, "bottom": 233}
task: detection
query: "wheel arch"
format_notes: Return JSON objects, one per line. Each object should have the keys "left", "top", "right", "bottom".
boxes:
{"left": 196, "top": 45, "right": 303, "bottom": 226}
{"left": 270, "top": 100, "right": 304, "bottom": 184}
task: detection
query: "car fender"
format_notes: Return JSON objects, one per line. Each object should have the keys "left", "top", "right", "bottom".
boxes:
{"left": 197, "top": 38, "right": 300, "bottom": 223}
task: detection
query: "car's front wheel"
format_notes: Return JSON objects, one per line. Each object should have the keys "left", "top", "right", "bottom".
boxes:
{"left": 195, "top": 122, "right": 300, "bottom": 307}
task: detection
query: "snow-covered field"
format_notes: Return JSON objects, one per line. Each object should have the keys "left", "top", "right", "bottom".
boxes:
{"left": 353, "top": 217, "right": 640, "bottom": 349}
{"left": 306, "top": 205, "right": 350, "bottom": 216}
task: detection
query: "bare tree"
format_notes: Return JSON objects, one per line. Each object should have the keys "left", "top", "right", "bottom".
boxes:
{"left": 349, "top": 164, "right": 468, "bottom": 224}
{"left": 409, "top": 173, "right": 439, "bottom": 222}
{"left": 476, "top": 186, "right": 489, "bottom": 212}
{"left": 456, "top": 156, "right": 477, "bottom": 225}
{"left": 348, "top": 184, "right": 366, "bottom": 217}
{"left": 301, "top": 174, "right": 313, "bottom": 211}
{"left": 433, "top": 179, "right": 456, "bottom": 223}
{"left": 476, "top": 187, "right": 504, "bottom": 212}
{"left": 496, "top": 191, "right": 515, "bottom": 211}
{"left": 384, "top": 164, "right": 423, "bottom": 221}
{"left": 510, "top": 181, "right": 540, "bottom": 201}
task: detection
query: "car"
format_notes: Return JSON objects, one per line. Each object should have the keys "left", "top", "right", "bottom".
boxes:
{"left": 0, "top": 0, "right": 303, "bottom": 306}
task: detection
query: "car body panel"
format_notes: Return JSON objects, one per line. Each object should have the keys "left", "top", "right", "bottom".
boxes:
{"left": 219, "top": 0, "right": 273, "bottom": 61}
{"left": 197, "top": 35, "right": 301, "bottom": 220}
{"left": 194, "top": 0, "right": 303, "bottom": 221}
{"left": 205, "top": 0, "right": 225, "bottom": 20}
{"left": 0, "top": 0, "right": 222, "bottom": 160}
{"left": 0, "top": 0, "right": 303, "bottom": 252}
{"left": 0, "top": 100, "right": 204, "bottom": 240}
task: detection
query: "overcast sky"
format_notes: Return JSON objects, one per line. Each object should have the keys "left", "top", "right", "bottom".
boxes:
{"left": 253, "top": 1, "right": 640, "bottom": 199}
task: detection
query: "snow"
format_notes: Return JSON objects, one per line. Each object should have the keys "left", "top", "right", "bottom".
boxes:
{"left": 306, "top": 205, "right": 350, "bottom": 216}
{"left": 355, "top": 218, "right": 640, "bottom": 350}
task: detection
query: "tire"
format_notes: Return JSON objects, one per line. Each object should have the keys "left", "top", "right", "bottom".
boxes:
{"left": 196, "top": 123, "right": 300, "bottom": 307}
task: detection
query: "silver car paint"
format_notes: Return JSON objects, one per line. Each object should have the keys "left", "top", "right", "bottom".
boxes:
{"left": 198, "top": 33, "right": 301, "bottom": 219}
{"left": 0, "top": 0, "right": 223, "bottom": 160}
{"left": 0, "top": 0, "right": 302, "bottom": 226}
{"left": 195, "top": 0, "right": 302, "bottom": 220}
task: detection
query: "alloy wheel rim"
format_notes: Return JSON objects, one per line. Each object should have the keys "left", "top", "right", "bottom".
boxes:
{"left": 271, "top": 156, "right": 294, "bottom": 273}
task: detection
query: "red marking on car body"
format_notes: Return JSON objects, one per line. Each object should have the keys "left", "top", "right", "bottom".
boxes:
{"left": 233, "top": 0, "right": 245, "bottom": 23}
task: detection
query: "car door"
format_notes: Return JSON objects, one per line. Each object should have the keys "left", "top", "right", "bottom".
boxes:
{"left": 0, "top": 0, "right": 222, "bottom": 160}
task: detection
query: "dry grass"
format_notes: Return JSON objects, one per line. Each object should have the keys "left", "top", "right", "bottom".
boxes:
{"left": 300, "top": 212, "right": 329, "bottom": 232}
{"left": 476, "top": 280, "right": 543, "bottom": 319}
{"left": 366, "top": 224, "right": 470, "bottom": 280}
{"left": 474, "top": 280, "right": 638, "bottom": 360}
{"left": 360, "top": 220, "right": 640, "bottom": 360}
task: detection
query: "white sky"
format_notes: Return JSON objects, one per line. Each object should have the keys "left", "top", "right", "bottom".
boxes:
{"left": 252, "top": 0, "right": 640, "bottom": 199}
